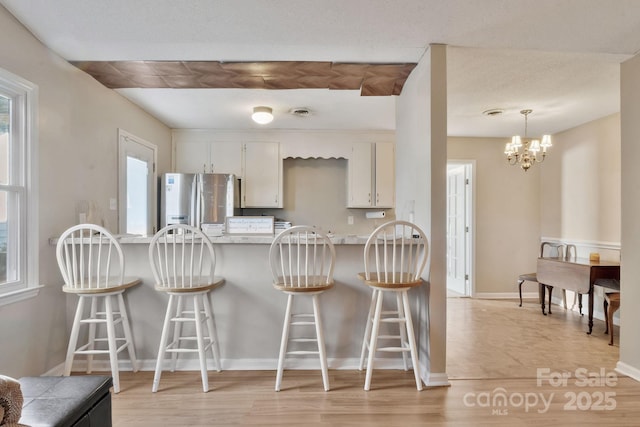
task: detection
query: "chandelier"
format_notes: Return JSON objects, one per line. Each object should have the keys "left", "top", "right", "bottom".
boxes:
{"left": 504, "top": 109, "right": 552, "bottom": 171}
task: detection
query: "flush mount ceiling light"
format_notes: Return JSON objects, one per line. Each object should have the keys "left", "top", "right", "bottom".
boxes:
{"left": 252, "top": 106, "right": 273, "bottom": 124}
{"left": 504, "top": 109, "right": 552, "bottom": 172}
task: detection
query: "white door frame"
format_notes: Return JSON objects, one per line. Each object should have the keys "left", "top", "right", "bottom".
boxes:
{"left": 446, "top": 160, "right": 475, "bottom": 297}
{"left": 117, "top": 129, "right": 157, "bottom": 235}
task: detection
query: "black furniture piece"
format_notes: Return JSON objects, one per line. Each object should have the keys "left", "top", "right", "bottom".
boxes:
{"left": 19, "top": 376, "right": 112, "bottom": 427}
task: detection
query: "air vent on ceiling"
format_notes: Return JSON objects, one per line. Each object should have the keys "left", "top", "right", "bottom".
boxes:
{"left": 289, "top": 107, "right": 312, "bottom": 117}
{"left": 482, "top": 108, "right": 504, "bottom": 117}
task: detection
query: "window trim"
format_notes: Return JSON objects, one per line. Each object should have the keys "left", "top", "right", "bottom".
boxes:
{"left": 0, "top": 67, "right": 41, "bottom": 306}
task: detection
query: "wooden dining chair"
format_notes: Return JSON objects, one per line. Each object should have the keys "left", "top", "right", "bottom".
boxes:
{"left": 543, "top": 243, "right": 579, "bottom": 314}
{"left": 358, "top": 220, "right": 428, "bottom": 391}
{"left": 269, "top": 226, "right": 336, "bottom": 391}
{"left": 148, "top": 224, "right": 224, "bottom": 392}
{"left": 56, "top": 224, "right": 140, "bottom": 394}
{"left": 518, "top": 241, "right": 565, "bottom": 315}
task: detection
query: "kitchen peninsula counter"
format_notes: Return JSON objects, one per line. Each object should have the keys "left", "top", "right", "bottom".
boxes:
{"left": 51, "top": 232, "right": 425, "bottom": 372}
{"left": 111, "top": 233, "right": 372, "bottom": 245}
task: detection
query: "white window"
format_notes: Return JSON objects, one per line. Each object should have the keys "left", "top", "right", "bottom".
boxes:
{"left": 0, "top": 67, "right": 40, "bottom": 306}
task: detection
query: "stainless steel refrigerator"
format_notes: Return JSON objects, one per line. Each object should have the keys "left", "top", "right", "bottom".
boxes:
{"left": 160, "top": 173, "right": 241, "bottom": 229}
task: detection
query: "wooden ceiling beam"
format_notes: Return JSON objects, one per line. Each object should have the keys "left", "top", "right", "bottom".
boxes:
{"left": 71, "top": 60, "right": 417, "bottom": 96}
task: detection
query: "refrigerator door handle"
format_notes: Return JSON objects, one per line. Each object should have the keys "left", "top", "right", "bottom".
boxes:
{"left": 190, "top": 175, "right": 200, "bottom": 227}
{"left": 198, "top": 177, "right": 204, "bottom": 227}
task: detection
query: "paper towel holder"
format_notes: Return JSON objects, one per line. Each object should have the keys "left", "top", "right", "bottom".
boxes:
{"left": 366, "top": 211, "right": 386, "bottom": 219}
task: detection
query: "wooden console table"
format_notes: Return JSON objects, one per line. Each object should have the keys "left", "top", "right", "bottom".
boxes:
{"left": 536, "top": 257, "right": 620, "bottom": 334}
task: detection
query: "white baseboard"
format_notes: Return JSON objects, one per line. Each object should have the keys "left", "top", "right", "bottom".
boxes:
{"left": 43, "top": 364, "right": 65, "bottom": 376}
{"left": 55, "top": 357, "right": 451, "bottom": 391}
{"left": 64, "top": 357, "right": 417, "bottom": 373}
{"left": 423, "top": 371, "right": 449, "bottom": 387}
{"left": 615, "top": 361, "right": 640, "bottom": 383}
{"left": 474, "top": 292, "right": 522, "bottom": 299}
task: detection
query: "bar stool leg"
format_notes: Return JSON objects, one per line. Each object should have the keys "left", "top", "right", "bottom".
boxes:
{"left": 359, "top": 289, "right": 377, "bottom": 370}
{"left": 193, "top": 293, "right": 209, "bottom": 392}
{"left": 87, "top": 297, "right": 98, "bottom": 374}
{"left": 396, "top": 292, "right": 409, "bottom": 371}
{"left": 275, "top": 294, "right": 294, "bottom": 391}
{"left": 152, "top": 294, "right": 175, "bottom": 393}
{"left": 312, "top": 294, "right": 330, "bottom": 391}
{"left": 104, "top": 295, "right": 120, "bottom": 393}
{"left": 202, "top": 293, "right": 221, "bottom": 372}
{"left": 402, "top": 290, "right": 422, "bottom": 391}
{"left": 170, "top": 296, "right": 184, "bottom": 372}
{"left": 65, "top": 296, "right": 86, "bottom": 376}
{"left": 364, "top": 289, "right": 384, "bottom": 391}
{"left": 118, "top": 292, "right": 138, "bottom": 372}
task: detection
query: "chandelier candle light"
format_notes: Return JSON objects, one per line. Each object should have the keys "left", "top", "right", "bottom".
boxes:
{"left": 504, "top": 109, "right": 552, "bottom": 171}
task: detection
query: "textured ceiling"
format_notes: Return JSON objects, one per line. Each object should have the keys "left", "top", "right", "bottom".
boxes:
{"left": 1, "top": 0, "right": 639, "bottom": 136}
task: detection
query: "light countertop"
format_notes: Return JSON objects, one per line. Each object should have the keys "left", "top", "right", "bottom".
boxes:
{"left": 50, "top": 233, "right": 372, "bottom": 245}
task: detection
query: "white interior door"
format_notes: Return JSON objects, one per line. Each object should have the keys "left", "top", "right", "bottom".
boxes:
{"left": 446, "top": 163, "right": 471, "bottom": 296}
{"left": 118, "top": 129, "right": 157, "bottom": 235}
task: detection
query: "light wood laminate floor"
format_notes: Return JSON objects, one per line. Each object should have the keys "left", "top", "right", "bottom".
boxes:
{"left": 107, "top": 298, "right": 639, "bottom": 426}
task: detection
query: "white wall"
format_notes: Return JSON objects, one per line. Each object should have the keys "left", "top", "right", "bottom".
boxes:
{"left": 448, "top": 137, "right": 541, "bottom": 295}
{"left": 0, "top": 5, "right": 171, "bottom": 377}
{"left": 540, "top": 113, "right": 621, "bottom": 248}
{"left": 448, "top": 113, "right": 621, "bottom": 298}
{"left": 396, "top": 44, "right": 448, "bottom": 386}
{"left": 619, "top": 54, "right": 640, "bottom": 380}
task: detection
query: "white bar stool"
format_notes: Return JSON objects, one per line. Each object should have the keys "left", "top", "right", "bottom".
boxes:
{"left": 56, "top": 224, "right": 140, "bottom": 394}
{"left": 148, "top": 224, "right": 224, "bottom": 393}
{"left": 269, "top": 226, "right": 336, "bottom": 391}
{"left": 357, "top": 220, "right": 429, "bottom": 391}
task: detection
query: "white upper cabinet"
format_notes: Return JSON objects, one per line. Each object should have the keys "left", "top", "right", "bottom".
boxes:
{"left": 175, "top": 140, "right": 210, "bottom": 173}
{"left": 210, "top": 143, "right": 243, "bottom": 177}
{"left": 175, "top": 141, "right": 242, "bottom": 176}
{"left": 348, "top": 143, "right": 374, "bottom": 208}
{"left": 175, "top": 138, "right": 281, "bottom": 208}
{"left": 242, "top": 142, "right": 282, "bottom": 208}
{"left": 347, "top": 142, "right": 395, "bottom": 208}
{"left": 374, "top": 142, "right": 395, "bottom": 208}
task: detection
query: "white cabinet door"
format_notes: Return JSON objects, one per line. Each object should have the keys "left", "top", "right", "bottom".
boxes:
{"left": 348, "top": 143, "right": 374, "bottom": 208}
{"left": 347, "top": 142, "right": 395, "bottom": 208}
{"left": 210, "top": 142, "right": 243, "bottom": 177}
{"left": 242, "top": 142, "right": 281, "bottom": 208}
{"left": 176, "top": 141, "right": 243, "bottom": 176}
{"left": 175, "top": 141, "right": 210, "bottom": 173}
{"left": 374, "top": 142, "right": 395, "bottom": 208}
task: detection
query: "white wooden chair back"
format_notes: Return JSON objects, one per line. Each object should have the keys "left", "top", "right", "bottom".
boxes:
{"left": 363, "top": 220, "right": 429, "bottom": 284}
{"left": 269, "top": 226, "right": 336, "bottom": 288}
{"left": 565, "top": 244, "right": 577, "bottom": 261}
{"left": 540, "top": 242, "right": 565, "bottom": 259}
{"left": 149, "top": 224, "right": 217, "bottom": 289}
{"left": 56, "top": 224, "right": 124, "bottom": 291}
